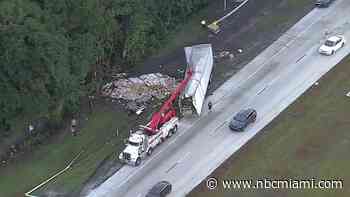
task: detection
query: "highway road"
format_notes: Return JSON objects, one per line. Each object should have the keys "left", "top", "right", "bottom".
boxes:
{"left": 87, "top": 0, "right": 350, "bottom": 196}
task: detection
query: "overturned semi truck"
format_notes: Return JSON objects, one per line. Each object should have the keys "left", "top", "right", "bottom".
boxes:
{"left": 180, "top": 44, "right": 214, "bottom": 116}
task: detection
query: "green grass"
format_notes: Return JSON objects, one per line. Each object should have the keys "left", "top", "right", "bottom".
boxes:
{"left": 255, "top": 0, "right": 315, "bottom": 40}
{"left": 153, "top": 9, "right": 209, "bottom": 57}
{"left": 0, "top": 107, "right": 132, "bottom": 197}
{"left": 0, "top": 114, "right": 34, "bottom": 157}
{"left": 256, "top": 0, "right": 313, "bottom": 32}
{"left": 189, "top": 58, "right": 350, "bottom": 196}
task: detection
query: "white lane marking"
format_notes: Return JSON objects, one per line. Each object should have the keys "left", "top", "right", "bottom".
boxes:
{"left": 177, "top": 152, "right": 191, "bottom": 164}
{"left": 166, "top": 163, "right": 178, "bottom": 173}
{"left": 296, "top": 54, "right": 307, "bottom": 63}
{"left": 166, "top": 152, "right": 191, "bottom": 173}
{"left": 210, "top": 120, "right": 228, "bottom": 135}
{"left": 257, "top": 86, "right": 267, "bottom": 95}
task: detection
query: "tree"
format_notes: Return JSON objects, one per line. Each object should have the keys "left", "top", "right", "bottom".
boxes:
{"left": 0, "top": 0, "right": 209, "bottom": 133}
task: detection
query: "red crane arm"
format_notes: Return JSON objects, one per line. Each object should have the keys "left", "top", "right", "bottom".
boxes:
{"left": 145, "top": 69, "right": 193, "bottom": 135}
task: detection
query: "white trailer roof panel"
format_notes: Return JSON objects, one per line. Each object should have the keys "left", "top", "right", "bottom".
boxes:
{"left": 184, "top": 44, "right": 214, "bottom": 115}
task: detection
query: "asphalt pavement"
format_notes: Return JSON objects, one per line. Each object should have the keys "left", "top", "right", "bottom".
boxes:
{"left": 87, "top": 0, "right": 350, "bottom": 196}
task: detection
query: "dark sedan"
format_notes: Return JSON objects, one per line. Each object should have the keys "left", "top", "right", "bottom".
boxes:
{"left": 146, "top": 181, "right": 172, "bottom": 197}
{"left": 229, "top": 109, "right": 257, "bottom": 132}
{"left": 315, "top": 0, "right": 334, "bottom": 7}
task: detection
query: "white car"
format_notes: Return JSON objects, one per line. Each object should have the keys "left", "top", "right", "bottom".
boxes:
{"left": 319, "top": 35, "right": 346, "bottom": 55}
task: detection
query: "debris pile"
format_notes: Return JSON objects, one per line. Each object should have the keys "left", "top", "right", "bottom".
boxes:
{"left": 214, "top": 49, "right": 243, "bottom": 61}
{"left": 217, "top": 51, "right": 230, "bottom": 58}
{"left": 346, "top": 91, "right": 350, "bottom": 97}
{"left": 111, "top": 73, "right": 127, "bottom": 79}
{"left": 102, "top": 73, "right": 177, "bottom": 103}
{"left": 126, "top": 102, "right": 146, "bottom": 115}
{"left": 214, "top": 50, "right": 235, "bottom": 60}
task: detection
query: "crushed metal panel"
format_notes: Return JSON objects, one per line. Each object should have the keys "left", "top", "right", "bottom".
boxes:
{"left": 184, "top": 44, "right": 214, "bottom": 115}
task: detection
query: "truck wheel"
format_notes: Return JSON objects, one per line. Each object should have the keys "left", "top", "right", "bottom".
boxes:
{"left": 208, "top": 74, "right": 213, "bottom": 90}
{"left": 172, "top": 125, "right": 178, "bottom": 134}
{"left": 147, "top": 148, "right": 153, "bottom": 156}
{"left": 167, "top": 130, "right": 173, "bottom": 138}
{"left": 252, "top": 116, "right": 257, "bottom": 122}
{"left": 135, "top": 158, "right": 141, "bottom": 166}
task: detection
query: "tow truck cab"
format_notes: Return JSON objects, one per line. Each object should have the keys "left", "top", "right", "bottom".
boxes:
{"left": 119, "top": 117, "right": 179, "bottom": 166}
{"left": 119, "top": 132, "right": 148, "bottom": 166}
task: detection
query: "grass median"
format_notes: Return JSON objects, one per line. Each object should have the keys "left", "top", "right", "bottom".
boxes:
{"left": 0, "top": 104, "right": 132, "bottom": 197}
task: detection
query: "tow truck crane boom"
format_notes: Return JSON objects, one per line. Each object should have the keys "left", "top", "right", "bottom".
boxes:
{"left": 146, "top": 69, "right": 193, "bottom": 135}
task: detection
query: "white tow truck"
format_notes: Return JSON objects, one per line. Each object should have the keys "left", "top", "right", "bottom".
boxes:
{"left": 119, "top": 117, "right": 178, "bottom": 166}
